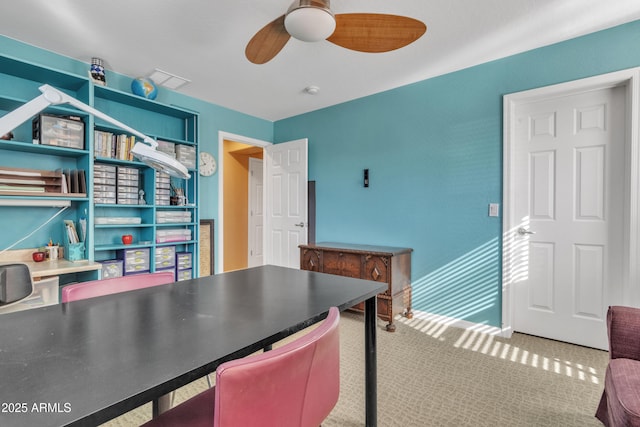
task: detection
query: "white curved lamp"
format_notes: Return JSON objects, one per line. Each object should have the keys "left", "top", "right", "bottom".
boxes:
{"left": 0, "top": 84, "right": 190, "bottom": 179}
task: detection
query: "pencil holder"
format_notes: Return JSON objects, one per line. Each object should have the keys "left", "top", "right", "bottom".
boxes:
{"left": 65, "top": 242, "right": 85, "bottom": 261}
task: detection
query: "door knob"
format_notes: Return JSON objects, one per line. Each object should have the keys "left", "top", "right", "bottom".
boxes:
{"left": 517, "top": 227, "right": 535, "bottom": 235}
{"left": 294, "top": 222, "right": 305, "bottom": 227}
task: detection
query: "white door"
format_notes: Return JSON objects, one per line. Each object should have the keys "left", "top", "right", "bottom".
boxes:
{"left": 509, "top": 85, "right": 626, "bottom": 350}
{"left": 264, "top": 139, "right": 308, "bottom": 268}
{"left": 248, "top": 158, "right": 264, "bottom": 267}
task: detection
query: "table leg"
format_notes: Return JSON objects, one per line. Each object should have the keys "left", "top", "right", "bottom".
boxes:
{"left": 152, "top": 392, "right": 174, "bottom": 417}
{"left": 365, "top": 295, "right": 377, "bottom": 427}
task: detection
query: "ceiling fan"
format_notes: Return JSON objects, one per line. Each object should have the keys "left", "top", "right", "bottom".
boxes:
{"left": 245, "top": 0, "right": 427, "bottom": 64}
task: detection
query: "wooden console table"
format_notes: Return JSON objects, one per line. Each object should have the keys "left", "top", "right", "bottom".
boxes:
{"left": 299, "top": 242, "right": 413, "bottom": 331}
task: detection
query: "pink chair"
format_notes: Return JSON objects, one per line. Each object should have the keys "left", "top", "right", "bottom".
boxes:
{"left": 142, "top": 306, "right": 341, "bottom": 427}
{"left": 61, "top": 271, "right": 175, "bottom": 303}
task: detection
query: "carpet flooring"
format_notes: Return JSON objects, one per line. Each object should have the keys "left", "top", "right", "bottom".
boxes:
{"left": 102, "top": 310, "right": 609, "bottom": 426}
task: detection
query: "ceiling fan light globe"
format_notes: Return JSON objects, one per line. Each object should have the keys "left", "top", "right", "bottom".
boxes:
{"left": 285, "top": 7, "right": 336, "bottom": 42}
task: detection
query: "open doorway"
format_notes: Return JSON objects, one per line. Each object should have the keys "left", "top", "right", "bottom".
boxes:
{"left": 218, "top": 132, "right": 309, "bottom": 273}
{"left": 223, "top": 140, "right": 263, "bottom": 271}
{"left": 221, "top": 139, "right": 264, "bottom": 272}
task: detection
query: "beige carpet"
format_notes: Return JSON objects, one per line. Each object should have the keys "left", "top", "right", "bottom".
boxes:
{"left": 102, "top": 311, "right": 609, "bottom": 427}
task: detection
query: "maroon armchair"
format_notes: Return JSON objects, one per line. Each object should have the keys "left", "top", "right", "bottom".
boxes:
{"left": 596, "top": 306, "right": 640, "bottom": 426}
{"left": 142, "top": 306, "right": 341, "bottom": 427}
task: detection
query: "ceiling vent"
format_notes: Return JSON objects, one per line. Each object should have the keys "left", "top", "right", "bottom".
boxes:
{"left": 147, "top": 69, "right": 191, "bottom": 90}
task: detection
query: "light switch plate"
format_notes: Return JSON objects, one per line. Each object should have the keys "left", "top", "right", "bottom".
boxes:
{"left": 489, "top": 203, "right": 500, "bottom": 217}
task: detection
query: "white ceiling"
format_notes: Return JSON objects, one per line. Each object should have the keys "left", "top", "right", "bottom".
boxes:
{"left": 1, "top": 0, "right": 640, "bottom": 121}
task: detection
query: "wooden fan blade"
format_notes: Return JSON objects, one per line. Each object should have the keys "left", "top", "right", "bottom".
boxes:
{"left": 245, "top": 15, "right": 291, "bottom": 64}
{"left": 327, "top": 13, "right": 426, "bottom": 53}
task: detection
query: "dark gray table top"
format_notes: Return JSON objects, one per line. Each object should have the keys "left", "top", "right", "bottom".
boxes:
{"left": 0, "top": 265, "right": 385, "bottom": 427}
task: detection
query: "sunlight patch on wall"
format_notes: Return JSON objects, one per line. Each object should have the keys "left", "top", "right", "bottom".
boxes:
{"left": 412, "top": 237, "right": 500, "bottom": 323}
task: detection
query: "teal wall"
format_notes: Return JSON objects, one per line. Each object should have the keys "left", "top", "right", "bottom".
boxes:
{"left": 3, "top": 19, "right": 640, "bottom": 327}
{"left": 274, "top": 20, "right": 640, "bottom": 327}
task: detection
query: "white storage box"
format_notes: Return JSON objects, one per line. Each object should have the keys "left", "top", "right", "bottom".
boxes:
{"left": 117, "top": 186, "right": 138, "bottom": 195}
{"left": 156, "top": 229, "right": 192, "bottom": 243}
{"left": 156, "top": 211, "right": 192, "bottom": 224}
{"left": 116, "top": 197, "right": 138, "bottom": 205}
{"left": 156, "top": 173, "right": 171, "bottom": 189}
{"left": 94, "top": 196, "right": 116, "bottom": 204}
{"left": 94, "top": 177, "right": 117, "bottom": 186}
{"left": 176, "top": 252, "right": 193, "bottom": 270}
{"left": 0, "top": 276, "right": 59, "bottom": 314}
{"left": 176, "top": 145, "right": 196, "bottom": 169}
{"left": 177, "top": 269, "right": 192, "bottom": 281}
{"left": 117, "top": 248, "right": 151, "bottom": 274}
{"left": 101, "top": 259, "right": 124, "bottom": 278}
{"left": 157, "top": 140, "right": 176, "bottom": 158}
{"left": 156, "top": 196, "right": 171, "bottom": 206}
{"left": 117, "top": 178, "right": 139, "bottom": 188}
{"left": 94, "top": 164, "right": 116, "bottom": 173}
{"left": 32, "top": 114, "right": 84, "bottom": 149}
{"left": 175, "top": 144, "right": 196, "bottom": 158}
{"left": 95, "top": 217, "right": 142, "bottom": 225}
{"left": 155, "top": 246, "right": 176, "bottom": 269}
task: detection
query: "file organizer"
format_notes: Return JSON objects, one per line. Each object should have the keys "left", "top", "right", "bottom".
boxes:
{"left": 63, "top": 220, "right": 85, "bottom": 261}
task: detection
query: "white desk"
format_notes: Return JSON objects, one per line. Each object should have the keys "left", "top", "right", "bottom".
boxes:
{"left": 0, "top": 249, "right": 102, "bottom": 314}
{"left": 0, "top": 248, "right": 102, "bottom": 279}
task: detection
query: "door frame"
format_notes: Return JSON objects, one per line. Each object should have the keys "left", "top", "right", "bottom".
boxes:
{"left": 501, "top": 68, "right": 640, "bottom": 338}
{"left": 217, "top": 131, "right": 271, "bottom": 273}
{"left": 247, "top": 157, "right": 264, "bottom": 267}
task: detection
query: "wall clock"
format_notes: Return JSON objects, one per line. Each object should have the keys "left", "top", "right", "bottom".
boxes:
{"left": 199, "top": 151, "right": 217, "bottom": 176}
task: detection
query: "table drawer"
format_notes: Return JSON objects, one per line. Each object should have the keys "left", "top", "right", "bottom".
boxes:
{"left": 322, "top": 251, "right": 361, "bottom": 278}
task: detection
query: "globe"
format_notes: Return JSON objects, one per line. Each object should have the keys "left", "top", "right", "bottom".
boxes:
{"left": 131, "top": 77, "right": 158, "bottom": 100}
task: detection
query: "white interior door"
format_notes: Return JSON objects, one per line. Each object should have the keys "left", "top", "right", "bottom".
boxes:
{"left": 264, "top": 139, "right": 308, "bottom": 268}
{"left": 508, "top": 85, "right": 626, "bottom": 350}
{"left": 248, "top": 158, "right": 264, "bottom": 267}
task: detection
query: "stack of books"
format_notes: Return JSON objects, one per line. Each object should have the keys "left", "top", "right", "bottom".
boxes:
{"left": 94, "top": 130, "right": 136, "bottom": 161}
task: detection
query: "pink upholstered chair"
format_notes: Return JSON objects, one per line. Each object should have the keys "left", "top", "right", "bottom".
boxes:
{"left": 61, "top": 271, "right": 175, "bottom": 303}
{"left": 142, "top": 306, "right": 341, "bottom": 427}
{"left": 596, "top": 306, "right": 640, "bottom": 426}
